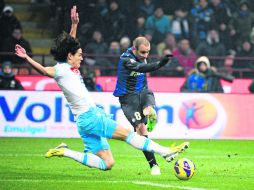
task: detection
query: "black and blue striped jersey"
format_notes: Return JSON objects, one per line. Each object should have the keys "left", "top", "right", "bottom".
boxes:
{"left": 113, "top": 47, "right": 170, "bottom": 97}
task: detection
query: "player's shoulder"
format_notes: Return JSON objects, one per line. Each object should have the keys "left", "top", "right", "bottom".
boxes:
{"left": 54, "top": 62, "right": 70, "bottom": 77}
{"left": 121, "top": 47, "right": 135, "bottom": 58}
{"left": 121, "top": 51, "right": 132, "bottom": 59}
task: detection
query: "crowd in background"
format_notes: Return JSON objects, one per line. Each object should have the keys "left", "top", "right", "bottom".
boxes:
{"left": 48, "top": 0, "right": 254, "bottom": 78}
{"left": 0, "top": 0, "right": 254, "bottom": 92}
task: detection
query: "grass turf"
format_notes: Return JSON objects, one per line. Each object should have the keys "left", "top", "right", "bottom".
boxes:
{"left": 0, "top": 138, "right": 253, "bottom": 190}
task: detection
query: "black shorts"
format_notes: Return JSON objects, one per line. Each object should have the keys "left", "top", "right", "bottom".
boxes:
{"left": 119, "top": 89, "right": 155, "bottom": 129}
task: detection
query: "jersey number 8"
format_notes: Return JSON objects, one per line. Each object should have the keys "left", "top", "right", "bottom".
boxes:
{"left": 134, "top": 112, "right": 142, "bottom": 120}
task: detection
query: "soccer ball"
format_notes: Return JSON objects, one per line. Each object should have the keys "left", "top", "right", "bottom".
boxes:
{"left": 174, "top": 158, "right": 196, "bottom": 180}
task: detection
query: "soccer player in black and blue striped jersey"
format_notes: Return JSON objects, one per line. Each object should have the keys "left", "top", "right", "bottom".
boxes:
{"left": 113, "top": 36, "right": 172, "bottom": 175}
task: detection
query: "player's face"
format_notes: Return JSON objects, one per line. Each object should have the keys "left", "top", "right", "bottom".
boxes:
{"left": 135, "top": 44, "right": 150, "bottom": 61}
{"left": 69, "top": 48, "right": 83, "bottom": 68}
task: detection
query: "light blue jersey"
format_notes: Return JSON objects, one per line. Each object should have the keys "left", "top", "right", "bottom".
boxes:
{"left": 54, "top": 63, "right": 117, "bottom": 154}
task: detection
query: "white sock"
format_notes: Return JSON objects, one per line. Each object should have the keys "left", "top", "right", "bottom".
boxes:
{"left": 64, "top": 149, "right": 107, "bottom": 170}
{"left": 126, "top": 132, "right": 169, "bottom": 156}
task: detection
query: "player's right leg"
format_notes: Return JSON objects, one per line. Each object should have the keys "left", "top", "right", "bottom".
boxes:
{"left": 119, "top": 94, "right": 160, "bottom": 174}
{"left": 82, "top": 106, "right": 189, "bottom": 163}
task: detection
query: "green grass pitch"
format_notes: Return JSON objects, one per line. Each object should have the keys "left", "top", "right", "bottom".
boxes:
{"left": 0, "top": 138, "right": 253, "bottom": 190}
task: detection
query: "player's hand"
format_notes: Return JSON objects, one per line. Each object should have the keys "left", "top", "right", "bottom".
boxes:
{"left": 71, "top": 5, "right": 79, "bottom": 25}
{"left": 159, "top": 54, "right": 173, "bottom": 66}
{"left": 15, "top": 44, "right": 27, "bottom": 59}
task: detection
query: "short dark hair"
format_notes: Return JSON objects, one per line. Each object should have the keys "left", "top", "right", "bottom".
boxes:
{"left": 50, "top": 32, "right": 81, "bottom": 62}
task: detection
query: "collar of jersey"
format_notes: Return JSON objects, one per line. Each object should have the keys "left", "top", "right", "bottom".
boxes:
{"left": 126, "top": 47, "right": 142, "bottom": 62}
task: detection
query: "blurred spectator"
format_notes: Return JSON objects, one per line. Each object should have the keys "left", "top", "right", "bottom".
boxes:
{"left": 84, "top": 30, "right": 108, "bottom": 60}
{"left": 81, "top": 68, "right": 103, "bottom": 92}
{"left": 0, "top": 0, "right": 4, "bottom": 13}
{"left": 93, "top": 0, "right": 109, "bottom": 32}
{"left": 107, "top": 41, "right": 121, "bottom": 75}
{"left": 77, "top": 0, "right": 97, "bottom": 25}
{"left": 158, "top": 0, "right": 193, "bottom": 15}
{"left": 120, "top": 36, "right": 131, "bottom": 52}
{"left": 250, "top": 29, "right": 254, "bottom": 46}
{"left": 234, "top": 40, "right": 254, "bottom": 78}
{"left": 85, "top": 30, "right": 108, "bottom": 55}
{"left": 180, "top": 56, "right": 227, "bottom": 93}
{"left": 138, "top": 0, "right": 155, "bottom": 18}
{"left": 78, "top": 23, "right": 93, "bottom": 46}
{"left": 210, "top": 0, "right": 233, "bottom": 50}
{"left": 95, "top": 0, "right": 108, "bottom": 18}
{"left": 83, "top": 74, "right": 103, "bottom": 92}
{"left": 0, "top": 5, "right": 21, "bottom": 48}
{"left": 223, "top": 0, "right": 239, "bottom": 14}
{"left": 84, "top": 30, "right": 111, "bottom": 75}
{"left": 31, "top": 0, "right": 47, "bottom": 3}
{"left": 196, "top": 29, "right": 225, "bottom": 67}
{"left": 223, "top": 52, "right": 235, "bottom": 76}
{"left": 210, "top": 0, "right": 231, "bottom": 27}
{"left": 49, "top": 1, "right": 73, "bottom": 37}
{"left": 129, "top": 14, "right": 146, "bottom": 40}
{"left": 1, "top": 27, "right": 32, "bottom": 64}
{"left": 171, "top": 8, "right": 191, "bottom": 41}
{"left": 172, "top": 39, "right": 197, "bottom": 72}
{"left": 152, "top": 48, "right": 184, "bottom": 77}
{"left": 229, "top": 0, "right": 254, "bottom": 50}
{"left": 248, "top": 0, "right": 254, "bottom": 12}
{"left": 145, "top": 7, "right": 171, "bottom": 44}
{"left": 157, "top": 33, "right": 177, "bottom": 56}
{"left": 249, "top": 79, "right": 254, "bottom": 93}
{"left": 108, "top": 41, "right": 121, "bottom": 56}
{"left": 144, "top": 32, "right": 157, "bottom": 56}
{"left": 190, "top": 0, "right": 214, "bottom": 45}
{"left": 0, "top": 61, "right": 24, "bottom": 90}
{"left": 103, "top": 1, "right": 126, "bottom": 42}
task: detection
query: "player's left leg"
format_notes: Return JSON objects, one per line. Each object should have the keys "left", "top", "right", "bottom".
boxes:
{"left": 45, "top": 137, "right": 113, "bottom": 171}
{"left": 140, "top": 89, "right": 160, "bottom": 174}
{"left": 45, "top": 107, "right": 117, "bottom": 171}
{"left": 136, "top": 123, "right": 160, "bottom": 175}
{"left": 119, "top": 93, "right": 159, "bottom": 174}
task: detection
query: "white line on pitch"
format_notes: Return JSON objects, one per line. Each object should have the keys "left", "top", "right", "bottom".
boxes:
{"left": 0, "top": 153, "right": 252, "bottom": 159}
{"left": 0, "top": 179, "right": 210, "bottom": 190}
{"left": 133, "top": 181, "right": 209, "bottom": 190}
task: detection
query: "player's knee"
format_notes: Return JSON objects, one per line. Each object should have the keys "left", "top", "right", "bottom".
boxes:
{"left": 113, "top": 125, "right": 131, "bottom": 141}
{"left": 105, "top": 159, "right": 115, "bottom": 170}
{"left": 143, "top": 106, "right": 153, "bottom": 116}
{"left": 136, "top": 124, "right": 147, "bottom": 135}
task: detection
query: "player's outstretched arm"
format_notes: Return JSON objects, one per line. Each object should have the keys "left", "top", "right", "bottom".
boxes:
{"left": 122, "top": 54, "right": 172, "bottom": 73}
{"left": 15, "top": 44, "right": 55, "bottom": 78}
{"left": 69, "top": 5, "right": 79, "bottom": 38}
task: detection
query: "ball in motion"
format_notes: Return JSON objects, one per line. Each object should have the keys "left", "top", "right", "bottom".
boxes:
{"left": 174, "top": 158, "right": 196, "bottom": 180}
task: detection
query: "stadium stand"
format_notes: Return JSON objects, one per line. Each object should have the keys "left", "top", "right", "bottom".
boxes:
{"left": 4, "top": 0, "right": 54, "bottom": 66}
